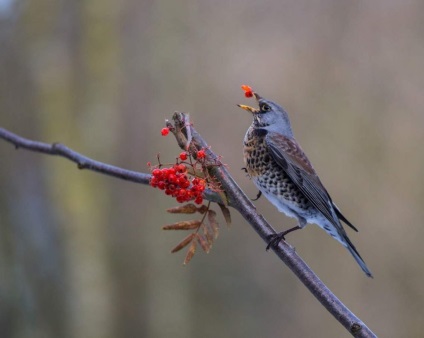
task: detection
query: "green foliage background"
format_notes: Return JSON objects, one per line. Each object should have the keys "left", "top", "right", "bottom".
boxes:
{"left": 1, "top": 1, "right": 424, "bottom": 337}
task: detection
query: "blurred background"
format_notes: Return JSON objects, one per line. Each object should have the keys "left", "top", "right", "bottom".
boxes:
{"left": 1, "top": 1, "right": 424, "bottom": 337}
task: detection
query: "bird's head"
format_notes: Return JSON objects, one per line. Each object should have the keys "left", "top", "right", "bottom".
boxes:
{"left": 238, "top": 92, "right": 293, "bottom": 137}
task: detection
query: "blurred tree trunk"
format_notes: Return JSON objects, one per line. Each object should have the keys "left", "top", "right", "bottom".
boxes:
{"left": 0, "top": 4, "right": 69, "bottom": 338}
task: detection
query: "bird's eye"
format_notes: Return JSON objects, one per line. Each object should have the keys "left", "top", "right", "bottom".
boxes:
{"left": 261, "top": 104, "right": 271, "bottom": 112}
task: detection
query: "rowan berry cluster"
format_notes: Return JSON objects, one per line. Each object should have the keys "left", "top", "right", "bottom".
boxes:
{"left": 150, "top": 164, "right": 205, "bottom": 204}
{"left": 151, "top": 122, "right": 230, "bottom": 265}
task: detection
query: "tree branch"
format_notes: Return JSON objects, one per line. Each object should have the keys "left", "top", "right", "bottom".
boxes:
{"left": 0, "top": 127, "right": 224, "bottom": 205}
{"left": 0, "top": 122, "right": 376, "bottom": 338}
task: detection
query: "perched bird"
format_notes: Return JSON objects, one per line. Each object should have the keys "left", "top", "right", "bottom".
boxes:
{"left": 238, "top": 91, "right": 372, "bottom": 277}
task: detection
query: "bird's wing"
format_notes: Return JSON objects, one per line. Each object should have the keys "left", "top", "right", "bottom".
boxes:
{"left": 265, "top": 131, "right": 345, "bottom": 231}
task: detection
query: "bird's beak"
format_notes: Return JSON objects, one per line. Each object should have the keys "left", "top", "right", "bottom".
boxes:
{"left": 253, "top": 92, "right": 262, "bottom": 101}
{"left": 237, "top": 104, "right": 257, "bottom": 113}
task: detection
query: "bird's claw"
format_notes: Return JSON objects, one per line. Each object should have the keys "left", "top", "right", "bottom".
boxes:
{"left": 266, "top": 233, "right": 285, "bottom": 251}
{"left": 251, "top": 191, "right": 262, "bottom": 201}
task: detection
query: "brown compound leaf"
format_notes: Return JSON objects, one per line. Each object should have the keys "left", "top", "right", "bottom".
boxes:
{"left": 207, "top": 210, "right": 219, "bottom": 239}
{"left": 184, "top": 241, "right": 197, "bottom": 265}
{"left": 219, "top": 191, "right": 229, "bottom": 206}
{"left": 166, "top": 204, "right": 198, "bottom": 214}
{"left": 163, "top": 220, "right": 201, "bottom": 230}
{"left": 218, "top": 203, "right": 232, "bottom": 226}
{"left": 171, "top": 233, "right": 195, "bottom": 253}
{"left": 203, "top": 223, "right": 214, "bottom": 245}
{"left": 196, "top": 205, "right": 209, "bottom": 214}
{"left": 196, "top": 234, "right": 211, "bottom": 253}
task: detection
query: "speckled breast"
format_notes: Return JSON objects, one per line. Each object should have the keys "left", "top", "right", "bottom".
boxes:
{"left": 243, "top": 127, "right": 310, "bottom": 208}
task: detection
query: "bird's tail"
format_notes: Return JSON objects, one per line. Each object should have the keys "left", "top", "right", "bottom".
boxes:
{"left": 343, "top": 235, "right": 373, "bottom": 278}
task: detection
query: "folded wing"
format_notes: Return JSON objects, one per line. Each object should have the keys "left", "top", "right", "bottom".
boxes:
{"left": 265, "top": 131, "right": 356, "bottom": 233}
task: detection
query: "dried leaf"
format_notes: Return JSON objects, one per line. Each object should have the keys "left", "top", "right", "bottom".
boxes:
{"left": 217, "top": 190, "right": 229, "bottom": 206}
{"left": 207, "top": 210, "right": 219, "bottom": 239}
{"left": 171, "top": 233, "right": 195, "bottom": 253}
{"left": 167, "top": 204, "right": 198, "bottom": 214}
{"left": 196, "top": 234, "right": 211, "bottom": 253}
{"left": 203, "top": 223, "right": 214, "bottom": 244}
{"left": 207, "top": 209, "right": 217, "bottom": 222}
{"left": 163, "top": 220, "right": 201, "bottom": 230}
{"left": 218, "top": 203, "right": 231, "bottom": 226}
{"left": 184, "top": 241, "right": 197, "bottom": 265}
{"left": 197, "top": 205, "right": 209, "bottom": 214}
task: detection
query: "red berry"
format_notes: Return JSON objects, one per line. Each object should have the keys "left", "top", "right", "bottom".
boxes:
{"left": 192, "top": 178, "right": 200, "bottom": 185}
{"left": 168, "top": 167, "right": 176, "bottom": 175}
{"left": 158, "top": 181, "right": 166, "bottom": 190}
{"left": 165, "top": 189, "right": 172, "bottom": 195}
{"left": 241, "top": 85, "right": 254, "bottom": 98}
{"left": 194, "top": 196, "right": 203, "bottom": 205}
{"left": 161, "top": 168, "right": 169, "bottom": 177}
{"left": 176, "top": 196, "right": 185, "bottom": 203}
{"left": 191, "top": 185, "right": 198, "bottom": 192}
{"left": 176, "top": 176, "right": 184, "bottom": 185}
{"left": 150, "top": 178, "right": 158, "bottom": 188}
{"left": 197, "top": 150, "right": 206, "bottom": 159}
{"left": 168, "top": 174, "right": 177, "bottom": 183}
{"left": 152, "top": 169, "right": 161, "bottom": 177}
{"left": 179, "top": 152, "right": 188, "bottom": 160}
{"left": 177, "top": 164, "right": 186, "bottom": 173}
{"left": 179, "top": 189, "right": 187, "bottom": 197}
{"left": 180, "top": 179, "right": 190, "bottom": 189}
{"left": 161, "top": 127, "right": 170, "bottom": 136}
{"left": 192, "top": 179, "right": 205, "bottom": 190}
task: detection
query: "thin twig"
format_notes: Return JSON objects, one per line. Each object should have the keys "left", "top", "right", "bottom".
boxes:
{"left": 0, "top": 123, "right": 376, "bottom": 338}
{"left": 0, "top": 127, "right": 150, "bottom": 183}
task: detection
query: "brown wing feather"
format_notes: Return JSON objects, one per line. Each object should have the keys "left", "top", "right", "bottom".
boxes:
{"left": 265, "top": 132, "right": 344, "bottom": 231}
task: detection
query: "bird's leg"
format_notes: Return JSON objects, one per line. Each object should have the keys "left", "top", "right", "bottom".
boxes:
{"left": 266, "top": 218, "right": 306, "bottom": 251}
{"left": 251, "top": 191, "right": 262, "bottom": 201}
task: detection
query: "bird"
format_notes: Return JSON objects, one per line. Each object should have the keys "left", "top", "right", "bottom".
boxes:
{"left": 238, "top": 91, "right": 373, "bottom": 277}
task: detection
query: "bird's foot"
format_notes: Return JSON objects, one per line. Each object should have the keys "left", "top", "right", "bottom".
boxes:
{"left": 266, "top": 233, "right": 286, "bottom": 251}
{"left": 241, "top": 167, "right": 252, "bottom": 179}
{"left": 265, "top": 225, "right": 302, "bottom": 251}
{"left": 251, "top": 191, "right": 262, "bottom": 201}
